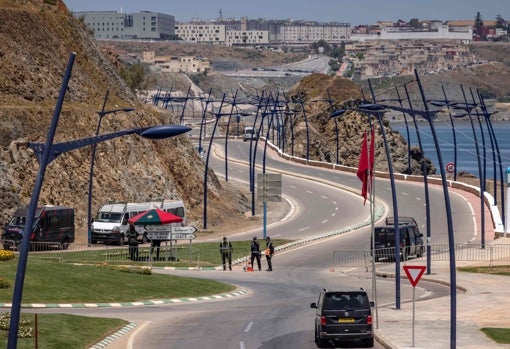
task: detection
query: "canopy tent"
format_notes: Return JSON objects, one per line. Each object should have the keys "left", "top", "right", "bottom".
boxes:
{"left": 127, "top": 208, "right": 183, "bottom": 225}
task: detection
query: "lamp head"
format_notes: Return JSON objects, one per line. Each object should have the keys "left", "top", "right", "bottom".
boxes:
{"left": 139, "top": 125, "right": 191, "bottom": 139}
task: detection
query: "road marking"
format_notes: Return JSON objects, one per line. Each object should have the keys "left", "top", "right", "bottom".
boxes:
{"left": 240, "top": 341, "right": 246, "bottom": 349}
{"left": 298, "top": 226, "right": 311, "bottom": 231}
{"left": 321, "top": 219, "right": 328, "bottom": 224}
{"left": 244, "top": 322, "right": 253, "bottom": 332}
{"left": 320, "top": 195, "right": 328, "bottom": 199}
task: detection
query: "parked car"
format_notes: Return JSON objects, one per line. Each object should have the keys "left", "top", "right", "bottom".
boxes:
{"left": 371, "top": 216, "right": 424, "bottom": 261}
{"left": 310, "top": 288, "right": 374, "bottom": 348}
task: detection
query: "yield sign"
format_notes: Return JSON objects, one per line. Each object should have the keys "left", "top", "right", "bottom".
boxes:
{"left": 403, "top": 265, "right": 426, "bottom": 287}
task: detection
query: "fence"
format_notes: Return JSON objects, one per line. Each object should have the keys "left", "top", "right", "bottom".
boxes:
{"left": 331, "top": 243, "right": 510, "bottom": 269}
{"left": 1, "top": 240, "right": 252, "bottom": 269}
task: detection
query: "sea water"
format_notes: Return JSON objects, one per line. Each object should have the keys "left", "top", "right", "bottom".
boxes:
{"left": 390, "top": 120, "right": 510, "bottom": 180}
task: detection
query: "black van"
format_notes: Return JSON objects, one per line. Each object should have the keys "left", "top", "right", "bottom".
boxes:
{"left": 2, "top": 205, "right": 75, "bottom": 250}
{"left": 311, "top": 288, "right": 374, "bottom": 348}
{"left": 372, "top": 216, "right": 424, "bottom": 261}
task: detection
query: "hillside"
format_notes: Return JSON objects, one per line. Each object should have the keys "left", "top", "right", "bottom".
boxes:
{"left": 0, "top": 0, "right": 254, "bottom": 241}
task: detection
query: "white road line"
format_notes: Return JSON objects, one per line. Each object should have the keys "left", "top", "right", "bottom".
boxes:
{"left": 298, "top": 226, "right": 311, "bottom": 231}
{"left": 321, "top": 219, "right": 328, "bottom": 224}
{"left": 320, "top": 195, "right": 328, "bottom": 199}
{"left": 240, "top": 341, "right": 246, "bottom": 349}
{"left": 244, "top": 322, "right": 253, "bottom": 332}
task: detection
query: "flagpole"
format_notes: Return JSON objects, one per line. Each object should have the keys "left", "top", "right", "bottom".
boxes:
{"left": 369, "top": 127, "right": 379, "bottom": 329}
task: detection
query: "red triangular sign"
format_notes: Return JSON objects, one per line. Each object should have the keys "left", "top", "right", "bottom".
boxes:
{"left": 403, "top": 265, "right": 426, "bottom": 287}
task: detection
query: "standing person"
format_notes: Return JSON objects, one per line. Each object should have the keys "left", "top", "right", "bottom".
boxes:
{"left": 250, "top": 236, "right": 261, "bottom": 271}
{"left": 219, "top": 236, "right": 233, "bottom": 271}
{"left": 127, "top": 224, "right": 139, "bottom": 261}
{"left": 265, "top": 236, "right": 275, "bottom": 271}
{"left": 151, "top": 239, "right": 162, "bottom": 261}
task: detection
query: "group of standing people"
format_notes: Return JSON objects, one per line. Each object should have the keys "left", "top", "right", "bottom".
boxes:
{"left": 250, "top": 235, "right": 274, "bottom": 271}
{"left": 219, "top": 235, "right": 275, "bottom": 271}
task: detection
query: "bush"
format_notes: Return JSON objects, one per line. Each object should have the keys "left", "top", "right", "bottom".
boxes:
{"left": 0, "top": 250, "right": 14, "bottom": 261}
{"left": 0, "top": 278, "right": 11, "bottom": 289}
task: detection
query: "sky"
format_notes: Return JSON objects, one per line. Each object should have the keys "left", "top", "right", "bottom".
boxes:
{"left": 64, "top": 0, "right": 509, "bottom": 26}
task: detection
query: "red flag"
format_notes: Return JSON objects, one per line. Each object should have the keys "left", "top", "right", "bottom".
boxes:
{"left": 357, "top": 130, "right": 369, "bottom": 204}
{"left": 369, "top": 126, "right": 375, "bottom": 194}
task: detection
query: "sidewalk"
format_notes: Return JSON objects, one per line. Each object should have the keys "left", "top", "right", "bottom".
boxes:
{"left": 372, "top": 238, "right": 510, "bottom": 349}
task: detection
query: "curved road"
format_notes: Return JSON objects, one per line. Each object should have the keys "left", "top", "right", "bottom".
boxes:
{"left": 28, "top": 139, "right": 477, "bottom": 349}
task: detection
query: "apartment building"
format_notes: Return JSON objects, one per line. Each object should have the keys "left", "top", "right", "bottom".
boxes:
{"left": 74, "top": 11, "right": 175, "bottom": 40}
{"left": 174, "top": 22, "right": 227, "bottom": 44}
{"left": 142, "top": 51, "right": 211, "bottom": 73}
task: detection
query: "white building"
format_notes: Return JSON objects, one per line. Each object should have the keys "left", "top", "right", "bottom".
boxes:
{"left": 74, "top": 11, "right": 175, "bottom": 40}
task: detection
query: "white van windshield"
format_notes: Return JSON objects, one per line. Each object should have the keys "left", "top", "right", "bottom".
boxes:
{"left": 95, "top": 212, "right": 123, "bottom": 223}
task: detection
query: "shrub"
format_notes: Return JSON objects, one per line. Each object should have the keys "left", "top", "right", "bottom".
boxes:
{"left": 0, "top": 278, "right": 12, "bottom": 289}
{"left": 0, "top": 250, "right": 15, "bottom": 261}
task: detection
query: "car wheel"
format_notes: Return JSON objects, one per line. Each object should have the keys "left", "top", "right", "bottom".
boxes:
{"left": 363, "top": 337, "right": 374, "bottom": 347}
{"left": 400, "top": 247, "right": 408, "bottom": 261}
{"left": 315, "top": 329, "right": 329, "bottom": 348}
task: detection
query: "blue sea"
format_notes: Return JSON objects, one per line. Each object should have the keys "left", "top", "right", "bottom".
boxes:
{"left": 391, "top": 120, "right": 510, "bottom": 180}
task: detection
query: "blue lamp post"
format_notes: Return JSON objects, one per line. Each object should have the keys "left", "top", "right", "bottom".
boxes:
{"left": 374, "top": 69, "right": 457, "bottom": 348}
{"left": 7, "top": 53, "right": 191, "bottom": 349}
{"left": 87, "top": 90, "right": 135, "bottom": 246}
{"left": 332, "top": 104, "right": 402, "bottom": 309}
{"left": 478, "top": 93, "right": 505, "bottom": 228}
{"left": 203, "top": 94, "right": 226, "bottom": 229}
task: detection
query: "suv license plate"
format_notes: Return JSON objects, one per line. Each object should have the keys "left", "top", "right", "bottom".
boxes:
{"left": 339, "top": 318, "right": 355, "bottom": 323}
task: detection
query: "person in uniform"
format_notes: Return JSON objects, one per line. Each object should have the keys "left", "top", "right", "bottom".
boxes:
{"left": 219, "top": 236, "right": 233, "bottom": 271}
{"left": 250, "top": 236, "right": 261, "bottom": 271}
{"left": 265, "top": 236, "right": 275, "bottom": 271}
{"left": 127, "top": 224, "right": 139, "bottom": 261}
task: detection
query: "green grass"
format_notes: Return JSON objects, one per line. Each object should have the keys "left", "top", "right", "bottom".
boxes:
{"left": 0, "top": 238, "right": 288, "bottom": 347}
{"left": 0, "top": 257, "right": 235, "bottom": 304}
{"left": 481, "top": 327, "right": 510, "bottom": 343}
{"left": 0, "top": 313, "right": 128, "bottom": 348}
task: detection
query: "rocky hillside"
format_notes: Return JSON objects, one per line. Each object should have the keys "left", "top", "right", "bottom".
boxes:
{"left": 0, "top": 0, "right": 252, "bottom": 241}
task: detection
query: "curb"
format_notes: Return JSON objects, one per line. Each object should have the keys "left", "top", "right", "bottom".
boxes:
{"left": 89, "top": 323, "right": 137, "bottom": 349}
{"left": 0, "top": 288, "right": 249, "bottom": 309}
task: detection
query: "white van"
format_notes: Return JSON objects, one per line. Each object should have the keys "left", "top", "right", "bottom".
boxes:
{"left": 160, "top": 200, "right": 187, "bottom": 227}
{"left": 243, "top": 126, "right": 257, "bottom": 141}
{"left": 119, "top": 202, "right": 155, "bottom": 243}
{"left": 91, "top": 203, "right": 126, "bottom": 245}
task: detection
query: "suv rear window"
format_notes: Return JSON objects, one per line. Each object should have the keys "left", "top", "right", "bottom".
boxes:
{"left": 323, "top": 292, "right": 370, "bottom": 310}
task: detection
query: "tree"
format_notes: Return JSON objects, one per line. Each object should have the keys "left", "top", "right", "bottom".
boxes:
{"left": 474, "top": 12, "right": 484, "bottom": 38}
{"left": 409, "top": 18, "right": 421, "bottom": 29}
{"left": 496, "top": 14, "right": 506, "bottom": 28}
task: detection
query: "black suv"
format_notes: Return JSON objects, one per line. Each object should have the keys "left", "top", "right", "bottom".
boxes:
{"left": 372, "top": 216, "right": 424, "bottom": 262}
{"left": 310, "top": 288, "right": 374, "bottom": 348}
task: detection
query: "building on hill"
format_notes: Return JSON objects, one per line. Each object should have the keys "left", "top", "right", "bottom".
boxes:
{"left": 141, "top": 51, "right": 211, "bottom": 73}
{"left": 74, "top": 11, "right": 175, "bottom": 40}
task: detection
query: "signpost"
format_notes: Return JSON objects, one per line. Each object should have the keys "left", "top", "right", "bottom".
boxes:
{"left": 403, "top": 265, "right": 426, "bottom": 347}
{"left": 145, "top": 225, "right": 197, "bottom": 261}
{"left": 257, "top": 173, "right": 282, "bottom": 238}
{"left": 445, "top": 161, "right": 455, "bottom": 174}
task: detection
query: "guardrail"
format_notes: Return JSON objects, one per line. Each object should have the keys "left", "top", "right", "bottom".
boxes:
{"left": 332, "top": 243, "right": 510, "bottom": 268}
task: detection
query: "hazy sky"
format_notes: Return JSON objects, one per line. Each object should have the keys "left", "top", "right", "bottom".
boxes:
{"left": 64, "top": 0, "right": 509, "bottom": 26}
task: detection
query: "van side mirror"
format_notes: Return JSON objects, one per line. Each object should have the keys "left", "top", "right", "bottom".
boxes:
{"left": 370, "top": 301, "right": 375, "bottom": 307}
{"left": 310, "top": 302, "right": 317, "bottom": 309}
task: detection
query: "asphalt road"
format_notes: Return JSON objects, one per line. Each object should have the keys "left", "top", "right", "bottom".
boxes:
{"left": 18, "top": 139, "right": 475, "bottom": 349}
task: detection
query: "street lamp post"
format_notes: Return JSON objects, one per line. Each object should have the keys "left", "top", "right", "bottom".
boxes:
{"left": 478, "top": 93, "right": 505, "bottom": 228}
{"left": 203, "top": 94, "right": 226, "bottom": 229}
{"left": 8, "top": 52, "right": 191, "bottom": 349}
{"left": 87, "top": 91, "right": 135, "bottom": 246}
{"left": 373, "top": 69, "right": 457, "bottom": 348}
{"left": 331, "top": 103, "right": 402, "bottom": 309}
